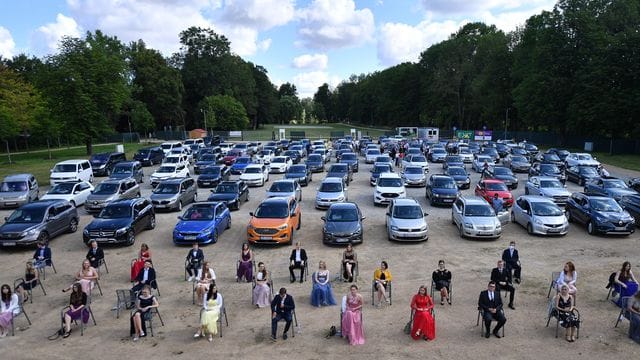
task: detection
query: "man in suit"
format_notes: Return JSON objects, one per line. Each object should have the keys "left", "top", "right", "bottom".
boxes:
{"left": 491, "top": 260, "right": 516, "bottom": 310}
{"left": 131, "top": 260, "right": 156, "bottom": 293}
{"left": 502, "top": 241, "right": 521, "bottom": 284}
{"left": 478, "top": 281, "right": 507, "bottom": 338}
{"left": 288, "top": 242, "right": 307, "bottom": 283}
{"left": 271, "top": 287, "right": 295, "bottom": 341}
{"left": 185, "top": 243, "right": 204, "bottom": 282}
{"left": 86, "top": 240, "right": 105, "bottom": 269}
{"left": 32, "top": 241, "right": 52, "bottom": 270}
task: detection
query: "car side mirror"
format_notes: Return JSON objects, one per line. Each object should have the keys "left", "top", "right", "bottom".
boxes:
{"left": 249, "top": 212, "right": 254, "bottom": 217}
{"left": 210, "top": 189, "right": 215, "bottom": 192}
{"left": 424, "top": 213, "right": 428, "bottom": 217}
{"left": 78, "top": 169, "right": 82, "bottom": 173}
{"left": 361, "top": 216, "right": 366, "bottom": 220}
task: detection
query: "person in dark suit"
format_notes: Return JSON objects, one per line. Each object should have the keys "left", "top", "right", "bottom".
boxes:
{"left": 491, "top": 260, "right": 516, "bottom": 310}
{"left": 185, "top": 243, "right": 205, "bottom": 281}
{"left": 288, "top": 242, "right": 308, "bottom": 283}
{"left": 478, "top": 281, "right": 507, "bottom": 338}
{"left": 85, "top": 240, "right": 105, "bottom": 269}
{"left": 131, "top": 260, "right": 156, "bottom": 293}
{"left": 271, "top": 287, "right": 295, "bottom": 341}
{"left": 32, "top": 241, "right": 52, "bottom": 269}
{"left": 501, "top": 241, "right": 521, "bottom": 284}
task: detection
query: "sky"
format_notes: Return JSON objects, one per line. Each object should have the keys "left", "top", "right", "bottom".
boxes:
{"left": 0, "top": 0, "right": 557, "bottom": 98}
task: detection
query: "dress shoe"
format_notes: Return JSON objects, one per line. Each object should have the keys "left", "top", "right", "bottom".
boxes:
{"left": 515, "top": 278, "right": 521, "bottom": 284}
{"left": 290, "top": 279, "right": 295, "bottom": 283}
{"left": 508, "top": 304, "right": 516, "bottom": 310}
{"left": 493, "top": 331, "right": 502, "bottom": 339}
{"left": 485, "top": 332, "right": 490, "bottom": 338}
{"left": 282, "top": 333, "right": 288, "bottom": 340}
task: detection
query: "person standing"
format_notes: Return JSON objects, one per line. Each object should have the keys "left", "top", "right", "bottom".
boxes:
{"left": 490, "top": 260, "right": 516, "bottom": 310}
{"left": 85, "top": 240, "right": 104, "bottom": 270}
{"left": 271, "top": 288, "right": 295, "bottom": 341}
{"left": 501, "top": 241, "right": 521, "bottom": 284}
{"left": 478, "top": 281, "right": 506, "bottom": 338}
{"left": 288, "top": 242, "right": 307, "bottom": 283}
{"left": 491, "top": 193, "right": 504, "bottom": 214}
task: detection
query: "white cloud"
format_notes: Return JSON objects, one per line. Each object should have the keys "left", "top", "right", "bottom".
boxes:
{"left": 30, "top": 13, "right": 82, "bottom": 55}
{"left": 220, "top": 0, "right": 295, "bottom": 30}
{"left": 292, "top": 53, "right": 328, "bottom": 71}
{"left": 478, "top": 6, "right": 551, "bottom": 32}
{"left": 0, "top": 26, "right": 16, "bottom": 58}
{"left": 421, "top": 0, "right": 554, "bottom": 14}
{"left": 292, "top": 71, "right": 341, "bottom": 98}
{"left": 297, "top": 0, "right": 375, "bottom": 50}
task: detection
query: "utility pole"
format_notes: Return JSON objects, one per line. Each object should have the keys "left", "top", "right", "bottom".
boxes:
{"left": 504, "top": 108, "right": 510, "bottom": 140}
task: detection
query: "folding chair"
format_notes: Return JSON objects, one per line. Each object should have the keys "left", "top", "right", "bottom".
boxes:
{"left": 251, "top": 277, "right": 274, "bottom": 302}
{"left": 34, "top": 258, "right": 56, "bottom": 280}
{"left": 92, "top": 278, "right": 103, "bottom": 297}
{"left": 199, "top": 305, "right": 229, "bottom": 338}
{"left": 547, "top": 271, "right": 561, "bottom": 298}
{"left": 338, "top": 258, "right": 359, "bottom": 282}
{"left": 192, "top": 278, "right": 216, "bottom": 305}
{"left": 615, "top": 296, "right": 632, "bottom": 328}
{"left": 150, "top": 279, "right": 161, "bottom": 297}
{"left": 139, "top": 307, "right": 164, "bottom": 337}
{"left": 506, "top": 260, "right": 522, "bottom": 283}
{"left": 476, "top": 307, "right": 505, "bottom": 337}
{"left": 96, "top": 258, "right": 109, "bottom": 275}
{"left": 184, "top": 257, "right": 203, "bottom": 281}
{"left": 14, "top": 277, "right": 46, "bottom": 304}
{"left": 10, "top": 293, "right": 31, "bottom": 336}
{"left": 430, "top": 279, "right": 452, "bottom": 305}
{"left": 371, "top": 280, "right": 392, "bottom": 305}
{"left": 114, "top": 289, "right": 133, "bottom": 319}
{"left": 61, "top": 302, "right": 97, "bottom": 336}
{"left": 605, "top": 272, "right": 617, "bottom": 300}
{"left": 236, "top": 258, "right": 255, "bottom": 283}
{"left": 546, "top": 300, "right": 580, "bottom": 338}
{"left": 271, "top": 308, "right": 298, "bottom": 338}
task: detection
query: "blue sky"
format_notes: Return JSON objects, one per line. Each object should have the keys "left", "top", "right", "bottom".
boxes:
{"left": 0, "top": 0, "right": 557, "bottom": 98}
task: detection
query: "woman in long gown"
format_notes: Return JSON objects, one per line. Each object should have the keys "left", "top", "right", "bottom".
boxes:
{"left": 195, "top": 286, "right": 222, "bottom": 342}
{"left": 131, "top": 243, "right": 151, "bottom": 281}
{"left": 341, "top": 285, "right": 364, "bottom": 345}
{"left": 252, "top": 262, "right": 271, "bottom": 308}
{"left": 628, "top": 291, "right": 640, "bottom": 344}
{"left": 64, "top": 260, "right": 98, "bottom": 295}
{"left": 237, "top": 243, "right": 253, "bottom": 282}
{"left": 310, "top": 261, "right": 336, "bottom": 307}
{"left": 410, "top": 285, "right": 436, "bottom": 341}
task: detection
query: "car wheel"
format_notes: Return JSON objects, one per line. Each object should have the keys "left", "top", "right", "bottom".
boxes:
{"left": 246, "top": 192, "right": 250, "bottom": 202}
{"left": 297, "top": 214, "right": 302, "bottom": 230}
{"left": 68, "top": 218, "right": 78, "bottom": 233}
{"left": 451, "top": 213, "right": 456, "bottom": 225}
{"left": 136, "top": 192, "right": 141, "bottom": 198}
{"left": 177, "top": 201, "right": 183, "bottom": 211}
{"left": 526, "top": 223, "right": 533, "bottom": 235}
{"left": 213, "top": 229, "right": 219, "bottom": 244}
{"left": 147, "top": 215, "right": 156, "bottom": 230}
{"left": 566, "top": 209, "right": 573, "bottom": 223}
{"left": 261, "top": 179, "right": 264, "bottom": 187}
{"left": 37, "top": 231, "right": 49, "bottom": 244}
{"left": 140, "top": 176, "right": 144, "bottom": 184}
{"left": 70, "top": 200, "right": 76, "bottom": 208}
{"left": 587, "top": 221, "right": 595, "bottom": 235}
{"left": 126, "top": 231, "right": 135, "bottom": 246}
{"left": 583, "top": 187, "right": 588, "bottom": 193}
{"left": 510, "top": 212, "right": 516, "bottom": 223}
{"left": 524, "top": 187, "right": 529, "bottom": 195}
{"left": 458, "top": 225, "right": 464, "bottom": 238}
{"left": 226, "top": 216, "right": 231, "bottom": 229}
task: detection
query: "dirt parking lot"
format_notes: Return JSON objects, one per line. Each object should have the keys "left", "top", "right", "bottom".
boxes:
{"left": 1, "top": 152, "right": 639, "bottom": 359}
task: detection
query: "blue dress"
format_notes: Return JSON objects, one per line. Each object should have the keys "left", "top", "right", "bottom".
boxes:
{"left": 311, "top": 271, "right": 336, "bottom": 307}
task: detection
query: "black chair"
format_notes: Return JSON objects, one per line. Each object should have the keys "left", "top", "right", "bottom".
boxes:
{"left": 10, "top": 293, "right": 31, "bottom": 336}
{"left": 615, "top": 296, "right": 632, "bottom": 328}
{"left": 199, "top": 305, "right": 229, "bottom": 338}
{"left": 236, "top": 258, "right": 256, "bottom": 283}
{"left": 184, "top": 257, "right": 203, "bottom": 281}
{"left": 546, "top": 299, "right": 581, "bottom": 338}
{"left": 476, "top": 307, "right": 505, "bottom": 337}
{"left": 132, "top": 307, "right": 164, "bottom": 337}
{"left": 339, "top": 257, "right": 359, "bottom": 282}
{"left": 371, "top": 280, "right": 392, "bottom": 305}
{"left": 60, "top": 300, "right": 97, "bottom": 336}
{"left": 91, "top": 278, "right": 103, "bottom": 297}
{"left": 430, "top": 279, "right": 452, "bottom": 305}
{"left": 114, "top": 289, "right": 133, "bottom": 319}
{"left": 547, "top": 271, "right": 561, "bottom": 298}
{"left": 96, "top": 258, "right": 109, "bottom": 275}
{"left": 13, "top": 277, "right": 46, "bottom": 304}
{"left": 289, "top": 260, "right": 309, "bottom": 282}
{"left": 271, "top": 308, "right": 298, "bottom": 338}
{"left": 150, "top": 279, "right": 161, "bottom": 297}
{"left": 605, "top": 272, "right": 617, "bottom": 300}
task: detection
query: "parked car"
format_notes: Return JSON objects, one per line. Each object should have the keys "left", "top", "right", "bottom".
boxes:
{"left": 109, "top": 161, "right": 144, "bottom": 183}
{"left": 197, "top": 165, "right": 229, "bottom": 188}
{"left": 629, "top": 178, "right": 640, "bottom": 192}
{"left": 269, "top": 156, "right": 293, "bottom": 173}
{"left": 546, "top": 148, "right": 571, "bottom": 161}
{"left": 495, "top": 143, "right": 511, "bottom": 158}
{"left": 247, "top": 197, "right": 301, "bottom": 245}
{"left": 482, "top": 166, "right": 518, "bottom": 189}
{"left": 230, "top": 156, "right": 253, "bottom": 175}
{"left": 207, "top": 180, "right": 249, "bottom": 210}
{"left": 150, "top": 177, "right": 197, "bottom": 212}
{"left": 222, "top": 149, "right": 243, "bottom": 166}
{"left": 373, "top": 173, "right": 406, "bottom": 206}
{"left": 522, "top": 143, "right": 539, "bottom": 156}
{"left": 339, "top": 152, "right": 359, "bottom": 173}
{"left": 365, "top": 149, "right": 382, "bottom": 164}
{"left": 584, "top": 177, "right": 638, "bottom": 201}
{"left": 511, "top": 196, "right": 569, "bottom": 236}
{"left": 425, "top": 174, "right": 459, "bottom": 206}
{"left": 472, "top": 155, "right": 494, "bottom": 173}
{"left": 428, "top": 148, "right": 447, "bottom": 163}
{"left": 90, "top": 152, "right": 126, "bottom": 177}
{"left": 134, "top": 147, "right": 164, "bottom": 166}
{"left": 502, "top": 155, "right": 531, "bottom": 173}
{"left": 85, "top": 178, "right": 141, "bottom": 214}
{"left": 401, "top": 165, "right": 427, "bottom": 187}
{"left": 442, "top": 155, "right": 464, "bottom": 170}
{"left": 565, "top": 193, "right": 635, "bottom": 236}
{"left": 173, "top": 202, "right": 231, "bottom": 245}
{"left": 170, "top": 147, "right": 193, "bottom": 163}
{"left": 370, "top": 163, "right": 393, "bottom": 186}
{"left": 315, "top": 177, "right": 348, "bottom": 209}
{"left": 327, "top": 163, "right": 353, "bottom": 185}
{"left": 475, "top": 179, "right": 514, "bottom": 208}
{"left": 285, "top": 164, "right": 312, "bottom": 186}
{"left": 525, "top": 176, "right": 571, "bottom": 205}
{"left": 50, "top": 159, "right": 93, "bottom": 186}
{"left": 240, "top": 164, "right": 270, "bottom": 187}
{"left": 0, "top": 199, "right": 79, "bottom": 247}
{"left": 620, "top": 194, "right": 640, "bottom": 224}
{"left": 160, "top": 141, "right": 183, "bottom": 156}
{"left": 0, "top": 174, "right": 39, "bottom": 208}
{"left": 451, "top": 196, "right": 502, "bottom": 239}
{"left": 149, "top": 164, "right": 190, "bottom": 187}
{"left": 41, "top": 181, "right": 93, "bottom": 207}
{"left": 565, "top": 153, "right": 600, "bottom": 168}
{"left": 163, "top": 154, "right": 189, "bottom": 168}
{"left": 194, "top": 153, "right": 219, "bottom": 174}
{"left": 535, "top": 153, "right": 565, "bottom": 169}
{"left": 565, "top": 165, "right": 599, "bottom": 186}
{"left": 266, "top": 179, "right": 302, "bottom": 201}
{"left": 305, "top": 154, "right": 325, "bottom": 173}
{"left": 257, "top": 149, "right": 274, "bottom": 164}
{"left": 444, "top": 166, "right": 471, "bottom": 189}
{"left": 458, "top": 148, "right": 474, "bottom": 163}
{"left": 480, "top": 148, "right": 500, "bottom": 163}
{"left": 284, "top": 150, "right": 301, "bottom": 164}
{"left": 218, "top": 142, "right": 234, "bottom": 155}
{"left": 529, "top": 163, "right": 566, "bottom": 184}
{"left": 82, "top": 198, "right": 155, "bottom": 245}
{"left": 321, "top": 202, "right": 364, "bottom": 245}
{"left": 386, "top": 198, "right": 428, "bottom": 242}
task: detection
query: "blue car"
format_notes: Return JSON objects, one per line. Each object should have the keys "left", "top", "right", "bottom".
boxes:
{"left": 566, "top": 192, "right": 635, "bottom": 236}
{"left": 230, "top": 157, "right": 253, "bottom": 175}
{"left": 173, "top": 202, "right": 231, "bottom": 245}
{"left": 425, "top": 175, "right": 460, "bottom": 206}
{"left": 584, "top": 177, "right": 637, "bottom": 201}
{"left": 194, "top": 154, "right": 219, "bottom": 174}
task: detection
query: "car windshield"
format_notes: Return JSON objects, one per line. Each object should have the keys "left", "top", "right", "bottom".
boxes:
{"left": 432, "top": 149, "right": 446, "bottom": 154}
{"left": 603, "top": 180, "right": 627, "bottom": 189}
{"left": 182, "top": 206, "right": 214, "bottom": 220}
{"left": 91, "top": 154, "right": 108, "bottom": 161}
{"left": 53, "top": 164, "right": 77, "bottom": 172}
{"left": 377, "top": 178, "right": 403, "bottom": 187}
{"left": 48, "top": 183, "right": 75, "bottom": 194}
{"left": 579, "top": 167, "right": 597, "bottom": 175}
{"left": 0, "top": 181, "right": 28, "bottom": 192}
{"left": 544, "top": 154, "right": 561, "bottom": 161}
{"left": 532, "top": 202, "right": 563, "bottom": 216}
{"left": 235, "top": 158, "right": 251, "bottom": 164}
{"left": 161, "top": 144, "right": 173, "bottom": 150}
{"left": 319, "top": 182, "right": 342, "bottom": 192}
{"left": 445, "top": 156, "right": 461, "bottom": 162}
{"left": 288, "top": 166, "right": 306, "bottom": 174}
{"left": 329, "top": 165, "right": 347, "bottom": 173}
{"left": 448, "top": 168, "right": 466, "bottom": 175}
{"left": 269, "top": 182, "right": 294, "bottom": 192}
{"left": 284, "top": 151, "right": 298, "bottom": 157}
{"left": 112, "top": 166, "right": 132, "bottom": 174}
{"left": 493, "top": 168, "right": 513, "bottom": 176}
{"left": 376, "top": 156, "right": 390, "bottom": 163}
{"left": 157, "top": 166, "right": 176, "bottom": 173}
{"left": 476, "top": 157, "right": 491, "bottom": 163}
{"left": 540, "top": 180, "right": 563, "bottom": 188}
{"left": 272, "top": 157, "right": 286, "bottom": 163}
{"left": 308, "top": 155, "right": 322, "bottom": 162}
{"left": 200, "top": 167, "right": 220, "bottom": 175}
{"left": 254, "top": 203, "right": 288, "bottom": 218}
{"left": 93, "top": 183, "right": 119, "bottom": 195}
{"left": 578, "top": 154, "right": 592, "bottom": 160}
{"left": 199, "top": 155, "right": 216, "bottom": 162}
{"left": 244, "top": 167, "right": 262, "bottom": 174}
{"left": 165, "top": 157, "right": 180, "bottom": 163}
{"left": 485, "top": 182, "right": 508, "bottom": 191}
{"left": 153, "top": 183, "right": 179, "bottom": 194}
{"left": 464, "top": 204, "right": 495, "bottom": 217}
{"left": 327, "top": 208, "right": 358, "bottom": 222}
{"left": 6, "top": 208, "right": 45, "bottom": 223}
{"left": 373, "top": 165, "right": 391, "bottom": 173}
{"left": 540, "top": 164, "right": 560, "bottom": 173}
{"left": 404, "top": 167, "right": 423, "bottom": 174}
{"left": 367, "top": 150, "right": 381, "bottom": 155}
{"left": 512, "top": 156, "right": 527, "bottom": 162}
{"left": 393, "top": 205, "right": 423, "bottom": 219}
{"left": 227, "top": 150, "right": 241, "bottom": 157}
{"left": 214, "top": 184, "right": 237, "bottom": 193}
{"left": 434, "top": 179, "right": 457, "bottom": 189}
{"left": 342, "top": 154, "right": 356, "bottom": 161}
{"left": 590, "top": 198, "right": 623, "bottom": 212}
{"left": 98, "top": 204, "right": 131, "bottom": 219}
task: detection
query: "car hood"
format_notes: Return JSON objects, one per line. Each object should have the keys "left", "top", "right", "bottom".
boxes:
{"left": 324, "top": 221, "right": 360, "bottom": 235}
{"left": 512, "top": 161, "right": 531, "bottom": 167}
{"left": 376, "top": 186, "right": 404, "bottom": 193}
{"left": 445, "top": 161, "right": 463, "bottom": 167}
{"left": 266, "top": 191, "right": 295, "bottom": 198}
{"left": 240, "top": 173, "right": 263, "bottom": 180}
{"left": 327, "top": 172, "right": 346, "bottom": 178}
{"left": 532, "top": 214, "right": 567, "bottom": 225}
{"left": 482, "top": 190, "right": 512, "bottom": 199}
{"left": 539, "top": 188, "right": 571, "bottom": 197}
{"left": 90, "top": 160, "right": 106, "bottom": 167}
{"left": 175, "top": 220, "right": 214, "bottom": 233}
{"left": 285, "top": 173, "right": 305, "bottom": 179}
{"left": 231, "top": 163, "right": 250, "bottom": 169}
{"left": 316, "top": 191, "right": 344, "bottom": 199}
{"left": 250, "top": 217, "right": 288, "bottom": 228}
{"left": 432, "top": 187, "right": 459, "bottom": 195}
{"left": 390, "top": 218, "right": 426, "bottom": 229}
{"left": 109, "top": 173, "right": 133, "bottom": 180}
{"left": 208, "top": 193, "right": 238, "bottom": 202}
{"left": 593, "top": 210, "right": 632, "bottom": 222}
{"left": 450, "top": 174, "right": 468, "bottom": 182}
{"left": 51, "top": 171, "right": 79, "bottom": 178}
{"left": 150, "top": 193, "right": 178, "bottom": 201}
{"left": 195, "top": 161, "right": 216, "bottom": 167}
{"left": 41, "top": 194, "right": 72, "bottom": 201}
{"left": 198, "top": 174, "right": 222, "bottom": 181}
{"left": 270, "top": 162, "right": 287, "bottom": 168}
{"left": 85, "top": 217, "right": 131, "bottom": 231}
{"left": 306, "top": 161, "right": 322, "bottom": 167}
{"left": 87, "top": 194, "right": 118, "bottom": 202}
{"left": 223, "top": 156, "right": 237, "bottom": 162}
{"left": 0, "top": 222, "right": 40, "bottom": 233}
{"left": 465, "top": 216, "right": 500, "bottom": 226}
{"left": 151, "top": 172, "right": 176, "bottom": 178}
{"left": 575, "top": 160, "right": 600, "bottom": 166}
{"left": 0, "top": 191, "right": 28, "bottom": 200}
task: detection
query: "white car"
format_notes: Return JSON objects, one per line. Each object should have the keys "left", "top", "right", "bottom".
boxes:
{"left": 402, "top": 154, "right": 429, "bottom": 172}
{"left": 365, "top": 149, "right": 382, "bottom": 164}
{"left": 170, "top": 147, "right": 193, "bottom": 163}
{"left": 511, "top": 195, "right": 569, "bottom": 236}
{"left": 257, "top": 149, "right": 274, "bottom": 164}
{"left": 160, "top": 141, "right": 182, "bottom": 156}
{"left": 240, "top": 164, "right": 270, "bottom": 187}
{"left": 458, "top": 148, "right": 474, "bottom": 163}
{"left": 373, "top": 173, "right": 406, "bottom": 206}
{"left": 472, "top": 155, "right": 494, "bottom": 173}
{"left": 50, "top": 159, "right": 93, "bottom": 186}
{"left": 219, "top": 142, "right": 234, "bottom": 155}
{"left": 565, "top": 153, "right": 600, "bottom": 168}
{"left": 149, "top": 164, "right": 190, "bottom": 187}
{"left": 163, "top": 154, "right": 189, "bottom": 168}
{"left": 269, "top": 156, "right": 293, "bottom": 173}
{"left": 41, "top": 181, "right": 94, "bottom": 207}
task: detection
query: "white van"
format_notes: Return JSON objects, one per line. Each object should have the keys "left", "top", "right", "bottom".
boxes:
{"left": 160, "top": 141, "right": 183, "bottom": 156}
{"left": 50, "top": 160, "right": 93, "bottom": 186}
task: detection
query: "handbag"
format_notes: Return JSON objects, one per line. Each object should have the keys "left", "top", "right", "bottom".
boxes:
{"left": 403, "top": 321, "right": 412, "bottom": 335}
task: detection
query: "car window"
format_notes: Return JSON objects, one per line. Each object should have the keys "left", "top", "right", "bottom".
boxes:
{"left": 82, "top": 162, "right": 90, "bottom": 170}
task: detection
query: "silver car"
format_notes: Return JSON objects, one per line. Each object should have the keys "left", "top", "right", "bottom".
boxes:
{"left": 0, "top": 199, "right": 79, "bottom": 246}
{"left": 85, "top": 178, "right": 141, "bottom": 213}
{"left": 386, "top": 198, "right": 428, "bottom": 242}
{"left": 150, "top": 177, "right": 197, "bottom": 211}
{"left": 315, "top": 177, "right": 348, "bottom": 209}
{"left": 503, "top": 155, "right": 531, "bottom": 173}
{"left": 511, "top": 195, "right": 569, "bottom": 236}
{"left": 266, "top": 179, "right": 302, "bottom": 201}
{"left": 401, "top": 165, "right": 426, "bottom": 187}
{"left": 0, "top": 174, "right": 39, "bottom": 208}
{"left": 525, "top": 176, "right": 571, "bottom": 205}
{"left": 451, "top": 196, "right": 502, "bottom": 239}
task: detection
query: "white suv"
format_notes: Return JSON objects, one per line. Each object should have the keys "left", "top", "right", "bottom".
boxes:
{"left": 160, "top": 141, "right": 182, "bottom": 156}
{"left": 149, "top": 164, "right": 190, "bottom": 187}
{"left": 374, "top": 173, "right": 406, "bottom": 206}
{"left": 50, "top": 160, "right": 93, "bottom": 186}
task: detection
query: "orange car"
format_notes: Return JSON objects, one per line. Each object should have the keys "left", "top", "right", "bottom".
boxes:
{"left": 247, "top": 197, "right": 301, "bottom": 245}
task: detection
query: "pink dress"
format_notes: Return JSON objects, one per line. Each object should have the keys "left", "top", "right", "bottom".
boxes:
{"left": 78, "top": 267, "right": 98, "bottom": 295}
{"left": 341, "top": 294, "right": 365, "bottom": 345}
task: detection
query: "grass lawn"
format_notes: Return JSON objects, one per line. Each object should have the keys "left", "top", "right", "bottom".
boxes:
{"left": 591, "top": 152, "right": 640, "bottom": 172}
{"left": 0, "top": 142, "right": 152, "bottom": 186}
{"left": 243, "top": 123, "right": 390, "bottom": 140}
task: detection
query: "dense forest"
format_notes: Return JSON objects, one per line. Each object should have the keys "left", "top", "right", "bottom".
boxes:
{"left": 0, "top": 0, "right": 638, "bottom": 154}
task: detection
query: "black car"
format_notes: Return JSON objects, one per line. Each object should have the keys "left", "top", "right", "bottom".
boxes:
{"left": 194, "top": 153, "right": 219, "bottom": 174}
{"left": 339, "top": 152, "right": 359, "bottom": 173}
{"left": 207, "top": 180, "right": 249, "bottom": 210}
{"left": 90, "top": 152, "right": 127, "bottom": 176}
{"left": 482, "top": 166, "right": 519, "bottom": 189}
{"left": 305, "top": 154, "right": 325, "bottom": 173}
{"left": 620, "top": 194, "right": 640, "bottom": 225}
{"left": 425, "top": 175, "right": 460, "bottom": 206}
{"left": 321, "top": 202, "right": 364, "bottom": 245}
{"left": 444, "top": 166, "right": 471, "bottom": 189}
{"left": 134, "top": 147, "right": 164, "bottom": 166}
{"left": 480, "top": 148, "right": 500, "bottom": 163}
{"left": 495, "top": 143, "right": 511, "bottom": 158}
{"left": 565, "top": 165, "right": 599, "bottom": 186}
{"left": 284, "top": 150, "right": 301, "bottom": 164}
{"left": 326, "top": 163, "right": 353, "bottom": 185}
{"left": 536, "top": 153, "right": 565, "bottom": 169}
{"left": 565, "top": 193, "right": 635, "bottom": 236}
{"left": 529, "top": 163, "right": 567, "bottom": 184}
{"left": 546, "top": 148, "right": 571, "bottom": 161}
{"left": 584, "top": 177, "right": 638, "bottom": 201}
{"left": 628, "top": 178, "right": 640, "bottom": 193}
{"left": 197, "top": 165, "right": 230, "bottom": 188}
{"left": 82, "top": 198, "right": 155, "bottom": 246}
{"left": 285, "top": 164, "right": 312, "bottom": 186}
{"left": 523, "top": 143, "right": 539, "bottom": 156}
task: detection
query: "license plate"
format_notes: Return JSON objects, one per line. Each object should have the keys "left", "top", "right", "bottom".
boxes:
{"left": 478, "top": 231, "right": 493, "bottom": 235}
{"left": 201, "top": 182, "right": 210, "bottom": 185}
{"left": 615, "top": 227, "right": 627, "bottom": 231}
{"left": 443, "top": 199, "right": 453, "bottom": 203}
{"left": 1, "top": 242, "right": 16, "bottom": 246}
{"left": 4, "top": 202, "right": 16, "bottom": 206}
{"left": 260, "top": 236, "right": 272, "bottom": 241}
{"left": 547, "top": 228, "right": 561, "bottom": 233}
{"left": 184, "top": 236, "right": 197, "bottom": 240}
{"left": 335, "top": 237, "right": 349, "bottom": 242}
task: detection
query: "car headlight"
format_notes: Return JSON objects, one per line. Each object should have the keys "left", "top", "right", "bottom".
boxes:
{"left": 115, "top": 227, "right": 129, "bottom": 236}
{"left": 167, "top": 197, "right": 177, "bottom": 203}
{"left": 464, "top": 222, "right": 474, "bottom": 229}
{"left": 83, "top": 229, "right": 89, "bottom": 235}
{"left": 375, "top": 190, "right": 382, "bottom": 195}
{"left": 434, "top": 193, "right": 440, "bottom": 197}
{"left": 337, "top": 196, "right": 345, "bottom": 201}
{"left": 534, "top": 218, "right": 543, "bottom": 225}
{"left": 465, "top": 178, "right": 470, "bottom": 183}
{"left": 420, "top": 225, "right": 428, "bottom": 231}
{"left": 23, "top": 228, "right": 39, "bottom": 237}
{"left": 277, "top": 224, "right": 289, "bottom": 230}
{"left": 391, "top": 225, "right": 399, "bottom": 231}
{"left": 247, "top": 224, "right": 255, "bottom": 231}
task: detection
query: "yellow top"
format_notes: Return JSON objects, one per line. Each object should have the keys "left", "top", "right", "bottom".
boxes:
{"left": 374, "top": 268, "right": 392, "bottom": 282}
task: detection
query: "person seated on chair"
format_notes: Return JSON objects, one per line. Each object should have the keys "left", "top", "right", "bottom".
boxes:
{"left": 253, "top": 262, "right": 271, "bottom": 308}
{"left": 194, "top": 286, "right": 223, "bottom": 342}
{"left": 410, "top": 285, "right": 435, "bottom": 341}
{"left": 628, "top": 291, "right": 640, "bottom": 344}
{"left": 432, "top": 260, "right": 451, "bottom": 305}
{"left": 185, "top": 243, "right": 204, "bottom": 282}
{"left": 62, "top": 283, "right": 89, "bottom": 338}
{"left": 130, "top": 243, "right": 152, "bottom": 281}
{"left": 289, "top": 242, "right": 307, "bottom": 283}
{"left": 491, "top": 260, "right": 516, "bottom": 310}
{"left": 237, "top": 243, "right": 254, "bottom": 283}
{"left": 341, "top": 285, "right": 365, "bottom": 345}
{"left": 554, "top": 284, "right": 579, "bottom": 342}
{"left": 556, "top": 261, "right": 577, "bottom": 300}
{"left": 373, "top": 261, "right": 392, "bottom": 307}
{"left": 15, "top": 261, "right": 39, "bottom": 303}
{"left": 130, "top": 285, "right": 158, "bottom": 342}
{"left": 310, "top": 261, "right": 336, "bottom": 307}
{"left": 63, "top": 260, "right": 98, "bottom": 296}
{"left": 501, "top": 241, "right": 521, "bottom": 284}
{"left": 0, "top": 284, "right": 20, "bottom": 337}
{"left": 271, "top": 287, "right": 295, "bottom": 341}
{"left": 32, "top": 241, "right": 52, "bottom": 270}
{"left": 342, "top": 244, "right": 357, "bottom": 282}
{"left": 85, "top": 240, "right": 104, "bottom": 270}
{"left": 614, "top": 261, "right": 638, "bottom": 306}
{"left": 132, "top": 260, "right": 156, "bottom": 294}
{"left": 478, "top": 281, "right": 506, "bottom": 339}
{"left": 195, "top": 262, "right": 216, "bottom": 306}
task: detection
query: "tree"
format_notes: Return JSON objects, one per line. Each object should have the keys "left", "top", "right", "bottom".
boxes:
{"left": 129, "top": 100, "right": 155, "bottom": 134}
{"left": 278, "top": 95, "right": 302, "bottom": 124}
{"left": 278, "top": 83, "right": 298, "bottom": 98}
{"left": 313, "top": 83, "right": 333, "bottom": 121}
{"left": 199, "top": 95, "right": 249, "bottom": 130}
{"left": 251, "top": 64, "right": 278, "bottom": 128}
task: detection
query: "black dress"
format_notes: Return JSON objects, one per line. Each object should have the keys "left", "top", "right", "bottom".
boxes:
{"left": 21, "top": 272, "right": 37, "bottom": 290}
{"left": 432, "top": 269, "right": 451, "bottom": 291}
{"left": 130, "top": 295, "right": 155, "bottom": 335}
{"left": 343, "top": 253, "right": 356, "bottom": 280}
{"left": 556, "top": 296, "right": 579, "bottom": 328}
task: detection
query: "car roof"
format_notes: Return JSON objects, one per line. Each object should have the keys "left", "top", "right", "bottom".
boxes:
{"left": 404, "top": 165, "right": 423, "bottom": 170}
{"left": 379, "top": 172, "right": 400, "bottom": 179}
{"left": 99, "top": 178, "right": 132, "bottom": 184}
{"left": 273, "top": 179, "right": 296, "bottom": 184}
{"left": 260, "top": 197, "right": 290, "bottom": 205}
{"left": 460, "top": 195, "right": 490, "bottom": 205}
{"left": 431, "top": 174, "right": 454, "bottom": 180}
{"left": 3, "top": 173, "right": 34, "bottom": 181}
{"left": 530, "top": 176, "right": 560, "bottom": 181}
{"left": 22, "top": 199, "right": 67, "bottom": 208}
{"left": 481, "top": 179, "right": 505, "bottom": 184}
{"left": 321, "top": 177, "right": 343, "bottom": 184}
{"left": 114, "top": 161, "right": 140, "bottom": 167}
{"left": 244, "top": 164, "right": 264, "bottom": 168}
{"left": 328, "top": 202, "right": 358, "bottom": 210}
{"left": 56, "top": 159, "right": 87, "bottom": 164}
{"left": 518, "top": 195, "right": 557, "bottom": 204}
{"left": 219, "top": 180, "right": 240, "bottom": 186}
{"left": 447, "top": 166, "right": 466, "bottom": 171}
{"left": 159, "top": 178, "right": 188, "bottom": 184}
{"left": 392, "top": 198, "right": 420, "bottom": 206}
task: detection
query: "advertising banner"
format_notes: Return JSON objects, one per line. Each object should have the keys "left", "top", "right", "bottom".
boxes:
{"left": 455, "top": 130, "right": 474, "bottom": 140}
{"left": 474, "top": 130, "right": 493, "bottom": 141}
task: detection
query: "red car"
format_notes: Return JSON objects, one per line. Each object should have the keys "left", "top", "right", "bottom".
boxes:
{"left": 223, "top": 149, "right": 243, "bottom": 166}
{"left": 475, "top": 179, "right": 514, "bottom": 207}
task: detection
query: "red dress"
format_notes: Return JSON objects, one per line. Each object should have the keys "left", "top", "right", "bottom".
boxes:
{"left": 410, "top": 294, "right": 436, "bottom": 340}
{"left": 130, "top": 250, "right": 151, "bottom": 281}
